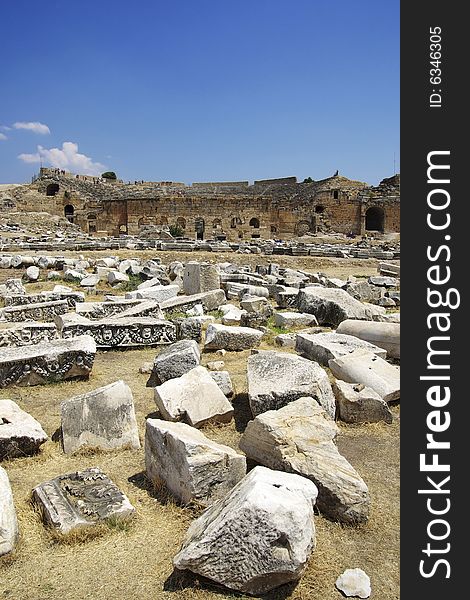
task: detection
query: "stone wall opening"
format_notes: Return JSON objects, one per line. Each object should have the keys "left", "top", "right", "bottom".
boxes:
{"left": 295, "top": 220, "right": 311, "bottom": 236}
{"left": 231, "top": 217, "right": 242, "bottom": 228}
{"left": 87, "top": 213, "right": 97, "bottom": 234}
{"left": 46, "top": 183, "right": 60, "bottom": 197}
{"left": 195, "top": 217, "right": 205, "bottom": 240}
{"left": 64, "top": 204, "right": 74, "bottom": 223}
{"left": 365, "top": 206, "right": 385, "bottom": 232}
{"left": 249, "top": 217, "right": 260, "bottom": 228}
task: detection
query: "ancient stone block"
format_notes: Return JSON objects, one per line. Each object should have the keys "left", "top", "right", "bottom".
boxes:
{"left": 160, "top": 289, "right": 226, "bottom": 314}
{"left": 296, "top": 287, "right": 377, "bottom": 326}
{"left": 61, "top": 380, "right": 140, "bottom": 454}
{"left": 0, "top": 335, "right": 96, "bottom": 388}
{"left": 0, "top": 466, "right": 19, "bottom": 556}
{"left": 145, "top": 419, "right": 245, "bottom": 506}
{"left": 146, "top": 339, "right": 200, "bottom": 387}
{"left": 173, "top": 465, "right": 318, "bottom": 595}
{"left": 274, "top": 311, "right": 319, "bottom": 328}
{"left": 2, "top": 299, "right": 69, "bottom": 323}
{"left": 0, "top": 399, "right": 48, "bottom": 460}
{"left": 332, "top": 380, "right": 393, "bottom": 424}
{"left": 239, "top": 397, "right": 370, "bottom": 524}
{"left": 204, "top": 323, "right": 264, "bottom": 351}
{"left": 32, "top": 467, "right": 135, "bottom": 534}
{"left": 125, "top": 284, "right": 179, "bottom": 303}
{"left": 154, "top": 366, "right": 234, "bottom": 427}
{"left": 295, "top": 331, "right": 387, "bottom": 366}
{"left": 75, "top": 299, "right": 142, "bottom": 319}
{"left": 209, "top": 370, "right": 234, "bottom": 398}
{"left": 336, "top": 319, "right": 400, "bottom": 359}
{"left": 183, "top": 262, "right": 221, "bottom": 295}
{"left": 0, "top": 322, "right": 59, "bottom": 348}
{"left": 247, "top": 350, "right": 336, "bottom": 418}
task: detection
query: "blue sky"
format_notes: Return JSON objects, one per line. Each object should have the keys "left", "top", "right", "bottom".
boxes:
{"left": 0, "top": 0, "right": 399, "bottom": 185}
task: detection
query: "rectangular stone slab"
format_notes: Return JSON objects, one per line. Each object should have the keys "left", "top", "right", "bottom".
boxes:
{"left": 32, "top": 467, "right": 135, "bottom": 534}
{"left": 60, "top": 317, "right": 176, "bottom": 348}
{"left": 0, "top": 322, "right": 59, "bottom": 348}
{"left": 4, "top": 291, "right": 84, "bottom": 308}
{"left": 0, "top": 335, "right": 96, "bottom": 388}
{"left": 75, "top": 299, "right": 143, "bottom": 319}
{"left": 2, "top": 300, "right": 69, "bottom": 323}
{"left": 160, "top": 289, "right": 226, "bottom": 314}
{"left": 295, "top": 332, "right": 387, "bottom": 366}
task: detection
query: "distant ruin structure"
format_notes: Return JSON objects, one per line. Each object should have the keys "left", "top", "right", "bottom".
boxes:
{"left": 6, "top": 168, "right": 400, "bottom": 240}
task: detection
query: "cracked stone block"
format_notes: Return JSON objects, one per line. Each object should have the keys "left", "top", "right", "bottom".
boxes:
{"left": 0, "top": 399, "right": 48, "bottom": 460}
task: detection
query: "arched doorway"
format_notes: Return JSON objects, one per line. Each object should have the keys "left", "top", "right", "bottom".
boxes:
{"left": 249, "top": 217, "right": 260, "bottom": 229}
{"left": 295, "top": 220, "right": 311, "bottom": 236}
{"left": 64, "top": 204, "right": 74, "bottom": 223}
{"left": 87, "top": 213, "right": 97, "bottom": 233}
{"left": 46, "top": 183, "right": 60, "bottom": 196}
{"left": 195, "top": 217, "right": 205, "bottom": 240}
{"left": 365, "top": 207, "right": 385, "bottom": 232}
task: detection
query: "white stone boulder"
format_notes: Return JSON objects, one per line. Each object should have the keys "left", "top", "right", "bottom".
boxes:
{"left": 145, "top": 419, "right": 246, "bottom": 506}
{"left": 333, "top": 380, "right": 393, "bottom": 424}
{"left": 274, "top": 312, "right": 318, "bottom": 329}
{"left": 125, "top": 284, "right": 179, "bottom": 303}
{"left": 0, "top": 466, "right": 19, "bottom": 556}
{"left": 0, "top": 399, "right": 48, "bottom": 460}
{"left": 295, "top": 331, "right": 387, "bottom": 366}
{"left": 154, "top": 366, "right": 234, "bottom": 427}
{"left": 183, "top": 262, "right": 220, "bottom": 295}
{"left": 329, "top": 349, "right": 400, "bottom": 403}
{"left": 239, "top": 397, "right": 370, "bottom": 524}
{"left": 25, "top": 265, "right": 40, "bottom": 281}
{"left": 337, "top": 319, "right": 400, "bottom": 359}
{"left": 209, "top": 371, "right": 234, "bottom": 398}
{"left": 247, "top": 351, "right": 336, "bottom": 418}
{"left": 173, "top": 465, "right": 318, "bottom": 595}
{"left": 204, "top": 324, "right": 264, "bottom": 351}
{"left": 108, "top": 271, "right": 130, "bottom": 285}
{"left": 335, "top": 568, "right": 371, "bottom": 598}
{"left": 60, "top": 380, "right": 140, "bottom": 454}
{"left": 296, "top": 287, "right": 377, "bottom": 326}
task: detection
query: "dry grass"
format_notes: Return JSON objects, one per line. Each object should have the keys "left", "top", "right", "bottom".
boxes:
{"left": 0, "top": 256, "right": 398, "bottom": 599}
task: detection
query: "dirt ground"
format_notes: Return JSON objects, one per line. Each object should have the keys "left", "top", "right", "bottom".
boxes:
{"left": 0, "top": 254, "right": 399, "bottom": 600}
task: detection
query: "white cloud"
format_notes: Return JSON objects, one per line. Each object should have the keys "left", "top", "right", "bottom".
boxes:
{"left": 13, "top": 121, "right": 51, "bottom": 135}
{"left": 0, "top": 126, "right": 11, "bottom": 131}
{"left": 0, "top": 133, "right": 7, "bottom": 141}
{"left": 18, "top": 141, "right": 106, "bottom": 176}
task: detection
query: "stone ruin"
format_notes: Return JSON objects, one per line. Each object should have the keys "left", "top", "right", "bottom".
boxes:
{"left": 0, "top": 249, "right": 399, "bottom": 597}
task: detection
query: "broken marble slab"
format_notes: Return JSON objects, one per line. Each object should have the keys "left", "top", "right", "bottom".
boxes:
{"left": 75, "top": 299, "right": 143, "bottom": 319}
{"left": 295, "top": 331, "right": 387, "bottom": 366}
{"left": 0, "top": 335, "right": 96, "bottom": 388}
{"left": 337, "top": 319, "right": 400, "bottom": 359}
{"left": 4, "top": 291, "right": 85, "bottom": 309}
{"left": 160, "top": 289, "right": 226, "bottom": 314}
{"left": 32, "top": 467, "right": 135, "bottom": 534}
{"left": 61, "top": 380, "right": 140, "bottom": 454}
{"left": 0, "top": 399, "right": 48, "bottom": 460}
{"left": 239, "top": 397, "right": 370, "bottom": 524}
{"left": 329, "top": 349, "right": 400, "bottom": 403}
{"left": 58, "top": 315, "right": 176, "bottom": 348}
{"left": 145, "top": 418, "right": 245, "bottom": 506}
{"left": 173, "top": 465, "right": 318, "bottom": 595}
{"left": 209, "top": 371, "right": 234, "bottom": 398}
{"left": 296, "top": 287, "right": 377, "bottom": 326}
{"left": 2, "top": 299, "right": 69, "bottom": 323}
{"left": 274, "top": 311, "right": 319, "bottom": 329}
{"left": 0, "top": 466, "right": 19, "bottom": 556}
{"left": 146, "top": 339, "right": 201, "bottom": 387}
{"left": 332, "top": 380, "right": 393, "bottom": 424}
{"left": 247, "top": 350, "right": 336, "bottom": 418}
{"left": 0, "top": 322, "right": 59, "bottom": 348}
{"left": 183, "top": 262, "right": 221, "bottom": 295}
{"left": 125, "top": 284, "right": 180, "bottom": 303}
{"left": 154, "top": 366, "right": 234, "bottom": 428}
{"left": 114, "top": 300, "right": 164, "bottom": 320}
{"left": 204, "top": 323, "right": 264, "bottom": 351}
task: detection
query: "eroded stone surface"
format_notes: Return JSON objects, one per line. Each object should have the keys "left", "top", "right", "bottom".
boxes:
{"left": 154, "top": 366, "right": 234, "bottom": 427}
{"left": 0, "top": 466, "right": 19, "bottom": 556}
{"left": 146, "top": 339, "right": 200, "bottom": 387}
{"left": 204, "top": 323, "right": 264, "bottom": 351}
{"left": 3, "top": 299, "right": 69, "bottom": 323}
{"left": 0, "top": 335, "right": 96, "bottom": 388}
{"left": 61, "top": 380, "right": 140, "bottom": 454}
{"left": 239, "top": 397, "right": 370, "bottom": 524}
{"left": 296, "top": 287, "right": 376, "bottom": 326}
{"left": 295, "top": 331, "right": 387, "bottom": 366}
{"left": 336, "top": 568, "right": 371, "bottom": 598}
{"left": 0, "top": 322, "right": 59, "bottom": 348}
{"left": 337, "top": 319, "right": 400, "bottom": 359}
{"left": 247, "top": 350, "right": 336, "bottom": 418}
{"left": 32, "top": 467, "right": 135, "bottom": 534}
{"left": 0, "top": 399, "right": 48, "bottom": 460}
{"left": 145, "top": 419, "right": 245, "bottom": 506}
{"left": 333, "top": 380, "right": 393, "bottom": 424}
{"left": 173, "top": 465, "right": 318, "bottom": 595}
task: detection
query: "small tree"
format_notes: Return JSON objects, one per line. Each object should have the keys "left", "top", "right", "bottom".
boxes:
{"left": 101, "top": 171, "right": 117, "bottom": 180}
{"left": 169, "top": 223, "right": 184, "bottom": 238}
{"left": 303, "top": 177, "right": 314, "bottom": 183}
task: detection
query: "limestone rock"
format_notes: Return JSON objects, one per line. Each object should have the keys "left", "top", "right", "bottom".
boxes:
{"left": 25, "top": 265, "right": 40, "bottom": 281}
{"left": 247, "top": 351, "right": 336, "bottom": 418}
{"left": 146, "top": 339, "right": 201, "bottom": 387}
{"left": 0, "top": 335, "right": 96, "bottom": 387}
{"left": 335, "top": 568, "right": 371, "bottom": 598}
{"left": 173, "top": 465, "right": 318, "bottom": 595}
{"left": 333, "top": 380, "right": 393, "bottom": 424}
{"left": 296, "top": 287, "right": 376, "bottom": 326}
{"left": 329, "top": 349, "right": 400, "bottom": 403}
{"left": 0, "top": 466, "right": 19, "bottom": 556}
{"left": 33, "top": 467, "right": 135, "bottom": 534}
{"left": 239, "top": 398, "right": 370, "bottom": 524}
{"left": 337, "top": 319, "right": 400, "bottom": 359}
{"left": 125, "top": 284, "right": 179, "bottom": 303}
{"left": 0, "top": 400, "right": 48, "bottom": 460}
{"left": 204, "top": 323, "right": 264, "bottom": 351}
{"left": 183, "top": 262, "right": 220, "bottom": 295}
{"left": 209, "top": 370, "right": 234, "bottom": 398}
{"left": 295, "top": 331, "right": 387, "bottom": 366}
{"left": 145, "top": 419, "right": 246, "bottom": 506}
{"left": 274, "top": 312, "right": 318, "bottom": 329}
{"left": 154, "top": 366, "right": 234, "bottom": 427}
{"left": 61, "top": 380, "right": 140, "bottom": 454}
{"left": 80, "top": 274, "right": 100, "bottom": 287}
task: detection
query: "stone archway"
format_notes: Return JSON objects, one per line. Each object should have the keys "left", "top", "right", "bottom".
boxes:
{"left": 365, "top": 206, "right": 385, "bottom": 232}
{"left": 249, "top": 217, "right": 260, "bottom": 229}
{"left": 195, "top": 217, "right": 205, "bottom": 240}
{"left": 64, "top": 204, "right": 74, "bottom": 223}
{"left": 46, "top": 183, "right": 60, "bottom": 196}
{"left": 295, "top": 220, "right": 311, "bottom": 236}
